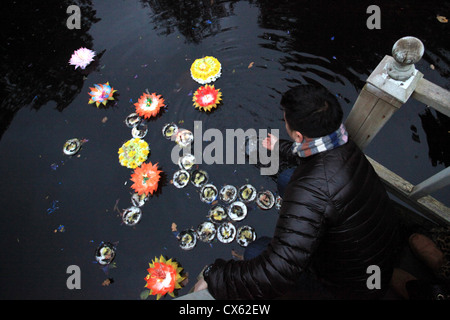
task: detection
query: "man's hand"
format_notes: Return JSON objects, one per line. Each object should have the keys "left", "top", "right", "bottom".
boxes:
{"left": 193, "top": 278, "right": 208, "bottom": 292}
{"left": 262, "top": 133, "right": 278, "bottom": 151}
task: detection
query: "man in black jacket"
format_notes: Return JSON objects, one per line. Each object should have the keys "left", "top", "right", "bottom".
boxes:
{"left": 194, "top": 84, "right": 399, "bottom": 299}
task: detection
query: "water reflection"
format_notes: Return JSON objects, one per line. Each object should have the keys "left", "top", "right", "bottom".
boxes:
{"left": 0, "top": 0, "right": 100, "bottom": 139}
{"left": 1, "top": 0, "right": 449, "bottom": 299}
{"left": 140, "top": 0, "right": 240, "bottom": 43}
{"left": 255, "top": 0, "right": 449, "bottom": 87}
{"left": 419, "top": 108, "right": 450, "bottom": 167}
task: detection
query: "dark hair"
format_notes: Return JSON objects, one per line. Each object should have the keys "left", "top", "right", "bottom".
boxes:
{"left": 281, "top": 84, "right": 343, "bottom": 138}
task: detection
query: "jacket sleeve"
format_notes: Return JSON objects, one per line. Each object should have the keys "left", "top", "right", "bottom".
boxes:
{"left": 204, "top": 178, "right": 330, "bottom": 299}
{"left": 278, "top": 139, "right": 299, "bottom": 166}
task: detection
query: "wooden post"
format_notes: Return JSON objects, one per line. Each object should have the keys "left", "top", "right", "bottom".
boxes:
{"left": 345, "top": 37, "right": 450, "bottom": 225}
{"left": 345, "top": 37, "right": 424, "bottom": 150}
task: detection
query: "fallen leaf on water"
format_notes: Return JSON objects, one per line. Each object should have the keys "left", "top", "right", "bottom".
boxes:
{"left": 171, "top": 223, "right": 178, "bottom": 232}
{"left": 231, "top": 249, "right": 244, "bottom": 260}
{"left": 248, "top": 61, "right": 254, "bottom": 69}
{"left": 102, "top": 278, "right": 114, "bottom": 286}
{"left": 101, "top": 116, "right": 108, "bottom": 123}
{"left": 437, "top": 15, "right": 448, "bottom": 23}
{"left": 140, "top": 289, "right": 150, "bottom": 300}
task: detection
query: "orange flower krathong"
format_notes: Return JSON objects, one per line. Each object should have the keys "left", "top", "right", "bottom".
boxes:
{"left": 144, "top": 255, "right": 185, "bottom": 300}
{"left": 193, "top": 85, "right": 222, "bottom": 112}
{"left": 134, "top": 92, "right": 165, "bottom": 119}
{"left": 130, "top": 162, "right": 162, "bottom": 196}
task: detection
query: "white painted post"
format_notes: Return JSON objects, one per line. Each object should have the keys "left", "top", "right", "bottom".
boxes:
{"left": 345, "top": 36, "right": 425, "bottom": 149}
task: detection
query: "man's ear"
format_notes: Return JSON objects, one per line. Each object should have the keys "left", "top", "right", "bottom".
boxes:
{"left": 293, "top": 131, "right": 304, "bottom": 143}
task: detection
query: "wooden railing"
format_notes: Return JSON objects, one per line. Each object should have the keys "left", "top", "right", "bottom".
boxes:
{"left": 345, "top": 36, "right": 450, "bottom": 225}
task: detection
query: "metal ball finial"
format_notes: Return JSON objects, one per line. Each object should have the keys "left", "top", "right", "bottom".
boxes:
{"left": 387, "top": 36, "right": 424, "bottom": 81}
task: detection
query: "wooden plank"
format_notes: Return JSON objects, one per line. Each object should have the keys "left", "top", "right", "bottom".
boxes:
{"left": 366, "top": 156, "right": 450, "bottom": 225}
{"left": 412, "top": 78, "right": 450, "bottom": 117}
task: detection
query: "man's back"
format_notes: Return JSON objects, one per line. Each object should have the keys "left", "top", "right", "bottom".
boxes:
{"left": 283, "top": 139, "right": 399, "bottom": 298}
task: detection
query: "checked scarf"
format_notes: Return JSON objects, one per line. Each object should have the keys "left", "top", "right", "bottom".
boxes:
{"left": 292, "top": 123, "right": 348, "bottom": 158}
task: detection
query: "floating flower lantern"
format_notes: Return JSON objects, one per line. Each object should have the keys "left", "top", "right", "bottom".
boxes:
{"left": 172, "top": 169, "right": 190, "bottom": 189}
{"left": 162, "top": 123, "right": 179, "bottom": 140}
{"left": 238, "top": 184, "right": 257, "bottom": 203}
{"left": 178, "top": 154, "right": 196, "bottom": 171}
{"left": 118, "top": 138, "right": 150, "bottom": 169}
{"left": 131, "top": 192, "right": 148, "bottom": 207}
{"left": 228, "top": 201, "right": 247, "bottom": 221}
{"left": 125, "top": 113, "right": 142, "bottom": 128}
{"left": 190, "top": 56, "right": 221, "bottom": 84}
{"left": 275, "top": 195, "right": 282, "bottom": 210}
{"left": 217, "top": 222, "right": 236, "bottom": 244}
{"left": 219, "top": 185, "right": 237, "bottom": 204}
{"left": 256, "top": 190, "right": 275, "bottom": 210}
{"left": 196, "top": 222, "right": 216, "bottom": 243}
{"left": 130, "top": 162, "right": 162, "bottom": 196}
{"left": 134, "top": 92, "right": 166, "bottom": 119}
{"left": 193, "top": 85, "right": 222, "bottom": 112}
{"left": 208, "top": 204, "right": 228, "bottom": 224}
{"left": 144, "top": 255, "right": 185, "bottom": 300}
{"left": 69, "top": 47, "right": 96, "bottom": 70}
{"left": 95, "top": 242, "right": 116, "bottom": 266}
{"left": 122, "top": 206, "right": 142, "bottom": 226}
{"left": 63, "top": 138, "right": 82, "bottom": 156}
{"left": 132, "top": 123, "right": 148, "bottom": 139}
{"left": 175, "top": 129, "right": 194, "bottom": 147}
{"left": 88, "top": 82, "right": 117, "bottom": 107}
{"left": 190, "top": 169, "right": 209, "bottom": 187}
{"left": 200, "top": 184, "right": 218, "bottom": 204}
{"left": 237, "top": 225, "right": 257, "bottom": 247}
{"left": 178, "top": 229, "right": 197, "bottom": 250}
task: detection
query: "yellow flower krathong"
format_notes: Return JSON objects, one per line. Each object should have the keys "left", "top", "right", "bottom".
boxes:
{"left": 190, "top": 56, "right": 221, "bottom": 84}
{"left": 118, "top": 138, "right": 150, "bottom": 169}
{"left": 144, "top": 255, "right": 185, "bottom": 300}
{"left": 193, "top": 85, "right": 222, "bottom": 112}
{"left": 134, "top": 92, "right": 165, "bottom": 119}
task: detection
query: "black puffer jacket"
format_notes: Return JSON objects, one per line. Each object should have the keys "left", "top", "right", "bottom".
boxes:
{"left": 205, "top": 139, "right": 399, "bottom": 299}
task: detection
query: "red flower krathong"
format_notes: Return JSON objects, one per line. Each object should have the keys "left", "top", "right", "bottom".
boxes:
{"left": 193, "top": 85, "right": 222, "bottom": 112}
{"left": 130, "top": 162, "right": 162, "bottom": 196}
{"left": 134, "top": 92, "right": 165, "bottom": 119}
{"left": 144, "top": 255, "right": 185, "bottom": 300}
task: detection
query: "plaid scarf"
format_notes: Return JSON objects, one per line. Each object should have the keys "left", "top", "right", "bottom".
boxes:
{"left": 292, "top": 123, "right": 348, "bottom": 158}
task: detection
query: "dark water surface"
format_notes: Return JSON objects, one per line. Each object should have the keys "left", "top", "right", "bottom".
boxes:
{"left": 1, "top": 0, "right": 449, "bottom": 299}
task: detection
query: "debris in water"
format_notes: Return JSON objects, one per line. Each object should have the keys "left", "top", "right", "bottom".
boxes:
{"left": 102, "top": 278, "right": 114, "bottom": 286}
{"left": 47, "top": 200, "right": 60, "bottom": 214}
{"left": 437, "top": 15, "right": 448, "bottom": 23}
{"left": 54, "top": 225, "right": 65, "bottom": 233}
